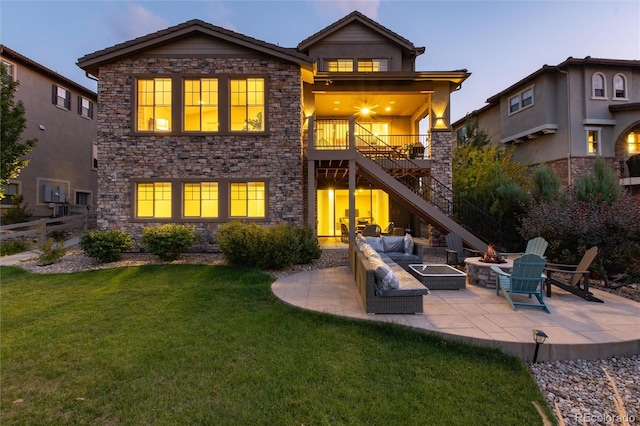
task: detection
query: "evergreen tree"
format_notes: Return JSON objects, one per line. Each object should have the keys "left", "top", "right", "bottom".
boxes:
{"left": 1, "top": 64, "right": 38, "bottom": 199}
{"left": 575, "top": 156, "right": 621, "bottom": 204}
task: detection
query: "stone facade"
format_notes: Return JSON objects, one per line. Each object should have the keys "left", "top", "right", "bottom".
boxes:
{"left": 95, "top": 57, "right": 303, "bottom": 250}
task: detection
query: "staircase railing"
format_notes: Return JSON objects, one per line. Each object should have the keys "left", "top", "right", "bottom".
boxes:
{"left": 353, "top": 124, "right": 502, "bottom": 245}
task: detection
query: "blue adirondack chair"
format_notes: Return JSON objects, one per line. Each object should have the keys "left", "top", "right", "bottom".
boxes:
{"left": 501, "top": 236, "right": 548, "bottom": 260}
{"left": 491, "top": 253, "right": 550, "bottom": 313}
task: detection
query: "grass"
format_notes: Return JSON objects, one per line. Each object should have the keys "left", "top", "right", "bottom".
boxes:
{"left": 1, "top": 264, "right": 552, "bottom": 425}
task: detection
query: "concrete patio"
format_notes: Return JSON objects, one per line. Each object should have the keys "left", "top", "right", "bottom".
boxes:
{"left": 271, "top": 264, "right": 640, "bottom": 362}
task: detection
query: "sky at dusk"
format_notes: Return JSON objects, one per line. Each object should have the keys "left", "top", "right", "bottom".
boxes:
{"left": 1, "top": 0, "right": 639, "bottom": 122}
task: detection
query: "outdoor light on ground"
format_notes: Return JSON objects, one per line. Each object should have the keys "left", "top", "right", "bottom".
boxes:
{"left": 532, "top": 329, "right": 548, "bottom": 363}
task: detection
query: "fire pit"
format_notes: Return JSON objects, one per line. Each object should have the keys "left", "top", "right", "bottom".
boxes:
{"left": 465, "top": 245, "right": 513, "bottom": 288}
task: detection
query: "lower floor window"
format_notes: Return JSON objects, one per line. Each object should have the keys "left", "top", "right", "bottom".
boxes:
{"left": 1, "top": 183, "right": 18, "bottom": 205}
{"left": 134, "top": 180, "right": 266, "bottom": 220}
{"left": 184, "top": 182, "right": 219, "bottom": 218}
{"left": 587, "top": 128, "right": 600, "bottom": 155}
{"left": 76, "top": 191, "right": 91, "bottom": 206}
{"left": 137, "top": 182, "right": 172, "bottom": 218}
{"left": 230, "top": 182, "right": 265, "bottom": 218}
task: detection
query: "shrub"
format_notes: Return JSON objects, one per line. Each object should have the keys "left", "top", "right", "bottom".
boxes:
{"left": 0, "top": 239, "right": 29, "bottom": 256}
{"left": 1, "top": 194, "right": 32, "bottom": 225}
{"left": 141, "top": 224, "right": 196, "bottom": 261}
{"left": 80, "top": 229, "right": 134, "bottom": 263}
{"left": 36, "top": 238, "right": 65, "bottom": 266}
{"left": 218, "top": 222, "right": 321, "bottom": 269}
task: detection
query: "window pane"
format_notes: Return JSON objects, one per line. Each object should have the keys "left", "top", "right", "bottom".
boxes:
{"left": 521, "top": 89, "right": 533, "bottom": 107}
{"left": 593, "top": 74, "right": 605, "bottom": 97}
{"left": 184, "top": 78, "right": 218, "bottom": 132}
{"left": 230, "top": 78, "right": 264, "bottom": 131}
{"left": 509, "top": 96, "right": 520, "bottom": 113}
{"left": 137, "top": 183, "right": 155, "bottom": 217}
{"left": 588, "top": 130, "right": 599, "bottom": 154}
{"left": 201, "top": 182, "right": 218, "bottom": 217}
{"left": 230, "top": 183, "right": 247, "bottom": 216}
{"left": 137, "top": 182, "right": 171, "bottom": 218}
{"left": 137, "top": 78, "right": 171, "bottom": 131}
{"left": 184, "top": 183, "right": 201, "bottom": 217}
{"left": 247, "top": 182, "right": 265, "bottom": 217}
{"left": 614, "top": 75, "right": 625, "bottom": 98}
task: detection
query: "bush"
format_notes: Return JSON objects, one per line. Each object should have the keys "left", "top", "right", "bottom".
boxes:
{"left": 0, "top": 239, "right": 29, "bottom": 256}
{"left": 141, "top": 224, "right": 196, "bottom": 261}
{"left": 1, "top": 194, "right": 32, "bottom": 225}
{"left": 218, "top": 222, "right": 321, "bottom": 269}
{"left": 36, "top": 238, "right": 65, "bottom": 266}
{"left": 80, "top": 229, "right": 134, "bottom": 263}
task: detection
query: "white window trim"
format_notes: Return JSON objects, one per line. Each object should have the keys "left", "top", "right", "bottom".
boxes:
{"left": 612, "top": 73, "right": 628, "bottom": 100}
{"left": 1, "top": 59, "right": 17, "bottom": 81}
{"left": 585, "top": 127, "right": 601, "bottom": 156}
{"left": 591, "top": 72, "right": 607, "bottom": 100}
{"left": 507, "top": 85, "right": 535, "bottom": 116}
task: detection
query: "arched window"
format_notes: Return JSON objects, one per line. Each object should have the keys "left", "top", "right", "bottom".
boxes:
{"left": 592, "top": 73, "right": 606, "bottom": 98}
{"left": 613, "top": 74, "right": 627, "bottom": 99}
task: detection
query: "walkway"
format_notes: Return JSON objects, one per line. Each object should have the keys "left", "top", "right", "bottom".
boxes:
{"left": 272, "top": 265, "right": 640, "bottom": 362}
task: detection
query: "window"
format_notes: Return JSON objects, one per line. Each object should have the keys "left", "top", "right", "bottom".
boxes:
{"left": 92, "top": 142, "right": 98, "bottom": 169}
{"left": 613, "top": 74, "right": 627, "bottom": 99}
{"left": 357, "top": 59, "right": 388, "bottom": 72}
{"left": 1, "top": 183, "right": 18, "bottom": 205}
{"left": 183, "top": 182, "right": 219, "bottom": 218}
{"left": 136, "top": 78, "right": 172, "bottom": 132}
{"left": 508, "top": 86, "right": 534, "bottom": 115}
{"left": 1, "top": 60, "right": 15, "bottom": 83}
{"left": 326, "top": 59, "right": 353, "bottom": 72}
{"left": 136, "top": 182, "right": 172, "bottom": 218}
{"left": 75, "top": 191, "right": 90, "bottom": 206}
{"left": 52, "top": 85, "right": 71, "bottom": 110}
{"left": 230, "top": 78, "right": 264, "bottom": 132}
{"left": 628, "top": 132, "right": 637, "bottom": 154}
{"left": 230, "top": 182, "right": 265, "bottom": 217}
{"left": 592, "top": 73, "right": 606, "bottom": 98}
{"left": 586, "top": 128, "right": 600, "bottom": 155}
{"left": 78, "top": 96, "right": 94, "bottom": 118}
{"left": 184, "top": 78, "right": 218, "bottom": 131}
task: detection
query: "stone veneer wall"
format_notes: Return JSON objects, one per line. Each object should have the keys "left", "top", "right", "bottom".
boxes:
{"left": 96, "top": 57, "right": 303, "bottom": 251}
{"left": 537, "top": 157, "right": 616, "bottom": 187}
{"left": 423, "top": 130, "right": 453, "bottom": 243}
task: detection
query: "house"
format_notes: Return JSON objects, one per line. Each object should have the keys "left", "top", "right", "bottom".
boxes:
{"left": 77, "top": 11, "right": 487, "bottom": 251}
{"left": 1, "top": 45, "right": 98, "bottom": 218}
{"left": 452, "top": 57, "right": 640, "bottom": 192}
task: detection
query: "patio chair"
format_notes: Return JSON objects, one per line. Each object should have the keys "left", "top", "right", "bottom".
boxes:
{"left": 340, "top": 223, "right": 350, "bottom": 243}
{"left": 544, "top": 246, "right": 603, "bottom": 303}
{"left": 445, "top": 233, "right": 482, "bottom": 267}
{"left": 491, "top": 253, "right": 550, "bottom": 313}
{"left": 362, "top": 224, "right": 381, "bottom": 237}
{"left": 381, "top": 222, "right": 394, "bottom": 235}
{"left": 501, "top": 236, "right": 548, "bottom": 259}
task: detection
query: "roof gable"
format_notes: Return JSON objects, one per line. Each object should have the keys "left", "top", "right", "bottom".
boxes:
{"left": 297, "top": 11, "right": 424, "bottom": 56}
{"left": 77, "top": 19, "right": 312, "bottom": 77}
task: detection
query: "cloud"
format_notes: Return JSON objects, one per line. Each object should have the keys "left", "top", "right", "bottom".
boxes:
{"left": 107, "top": 4, "right": 170, "bottom": 42}
{"left": 311, "top": 0, "right": 380, "bottom": 20}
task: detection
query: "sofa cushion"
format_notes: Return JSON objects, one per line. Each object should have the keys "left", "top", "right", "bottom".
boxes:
{"left": 404, "top": 233, "right": 414, "bottom": 254}
{"left": 384, "top": 252, "right": 421, "bottom": 263}
{"left": 380, "top": 277, "right": 430, "bottom": 296}
{"left": 373, "top": 262, "right": 400, "bottom": 293}
{"left": 365, "top": 236, "right": 384, "bottom": 252}
{"left": 382, "top": 236, "right": 405, "bottom": 253}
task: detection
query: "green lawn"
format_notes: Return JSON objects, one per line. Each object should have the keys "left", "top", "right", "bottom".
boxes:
{"left": 0, "top": 265, "right": 552, "bottom": 425}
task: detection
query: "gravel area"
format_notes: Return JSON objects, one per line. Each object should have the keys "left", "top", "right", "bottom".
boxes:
{"left": 6, "top": 248, "right": 640, "bottom": 425}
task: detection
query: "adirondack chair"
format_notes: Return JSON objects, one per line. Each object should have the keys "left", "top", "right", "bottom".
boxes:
{"left": 491, "top": 253, "right": 550, "bottom": 313}
{"left": 544, "top": 246, "right": 603, "bottom": 303}
{"left": 445, "top": 233, "right": 482, "bottom": 266}
{"left": 501, "top": 237, "right": 548, "bottom": 259}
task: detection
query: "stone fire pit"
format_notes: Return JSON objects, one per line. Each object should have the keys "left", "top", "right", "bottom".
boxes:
{"left": 464, "top": 257, "right": 514, "bottom": 288}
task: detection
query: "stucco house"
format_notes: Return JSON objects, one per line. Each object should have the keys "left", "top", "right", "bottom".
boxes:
{"left": 1, "top": 45, "right": 98, "bottom": 218}
{"left": 452, "top": 57, "right": 640, "bottom": 192}
{"left": 77, "top": 11, "right": 486, "bottom": 250}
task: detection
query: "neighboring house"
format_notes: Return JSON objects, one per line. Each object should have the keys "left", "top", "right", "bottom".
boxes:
{"left": 77, "top": 11, "right": 487, "bottom": 250}
{"left": 452, "top": 57, "right": 640, "bottom": 192}
{"left": 1, "top": 45, "right": 98, "bottom": 218}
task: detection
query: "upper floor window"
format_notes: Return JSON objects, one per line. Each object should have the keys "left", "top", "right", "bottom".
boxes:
{"left": 184, "top": 78, "right": 218, "bottom": 132}
{"left": 230, "top": 78, "right": 264, "bottom": 132}
{"left": 357, "top": 59, "right": 388, "bottom": 72}
{"left": 586, "top": 128, "right": 600, "bottom": 155}
{"left": 508, "top": 86, "right": 534, "bottom": 115}
{"left": 1, "top": 60, "right": 15, "bottom": 83}
{"left": 52, "top": 85, "right": 71, "bottom": 110}
{"left": 136, "top": 182, "right": 172, "bottom": 218}
{"left": 184, "top": 182, "right": 219, "bottom": 218}
{"left": 613, "top": 74, "right": 627, "bottom": 99}
{"left": 326, "top": 59, "right": 353, "bottom": 72}
{"left": 230, "top": 181, "right": 265, "bottom": 218}
{"left": 592, "top": 73, "right": 606, "bottom": 98}
{"left": 136, "top": 78, "right": 172, "bottom": 132}
{"left": 78, "top": 96, "right": 94, "bottom": 119}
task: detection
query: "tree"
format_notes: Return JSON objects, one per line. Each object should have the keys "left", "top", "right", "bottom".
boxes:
{"left": 1, "top": 64, "right": 38, "bottom": 199}
{"left": 574, "top": 155, "right": 621, "bottom": 204}
{"left": 530, "top": 163, "right": 563, "bottom": 204}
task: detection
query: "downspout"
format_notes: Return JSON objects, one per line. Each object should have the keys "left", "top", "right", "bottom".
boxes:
{"left": 559, "top": 69, "right": 572, "bottom": 186}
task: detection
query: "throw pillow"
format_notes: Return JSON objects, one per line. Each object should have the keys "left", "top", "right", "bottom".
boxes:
{"left": 382, "top": 236, "right": 404, "bottom": 253}
{"left": 404, "top": 233, "right": 414, "bottom": 254}
{"left": 365, "top": 236, "right": 384, "bottom": 252}
{"left": 374, "top": 264, "right": 399, "bottom": 291}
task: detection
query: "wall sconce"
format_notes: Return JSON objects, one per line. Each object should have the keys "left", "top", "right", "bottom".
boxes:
{"left": 532, "top": 329, "right": 548, "bottom": 363}
{"left": 39, "top": 124, "right": 46, "bottom": 130}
